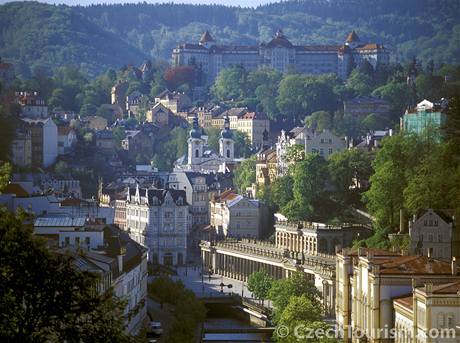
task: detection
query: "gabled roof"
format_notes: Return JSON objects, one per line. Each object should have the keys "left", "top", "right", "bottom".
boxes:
{"left": 374, "top": 255, "right": 454, "bottom": 275}
{"left": 241, "top": 111, "right": 268, "bottom": 120}
{"left": 414, "top": 208, "right": 454, "bottom": 225}
{"left": 430, "top": 281, "right": 460, "bottom": 294}
{"left": 393, "top": 295, "right": 413, "bottom": 311}
{"left": 200, "top": 30, "right": 215, "bottom": 44}
{"left": 346, "top": 30, "right": 360, "bottom": 43}
{"left": 265, "top": 29, "right": 294, "bottom": 49}
{"left": 2, "top": 183, "right": 29, "bottom": 197}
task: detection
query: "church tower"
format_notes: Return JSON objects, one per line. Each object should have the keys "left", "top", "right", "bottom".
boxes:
{"left": 188, "top": 115, "right": 204, "bottom": 166}
{"left": 219, "top": 115, "right": 234, "bottom": 161}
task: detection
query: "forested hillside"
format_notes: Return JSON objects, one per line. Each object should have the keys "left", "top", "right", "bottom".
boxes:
{"left": 1, "top": 0, "right": 459, "bottom": 76}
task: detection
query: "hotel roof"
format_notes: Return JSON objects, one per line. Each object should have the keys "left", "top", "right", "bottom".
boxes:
{"left": 34, "top": 217, "right": 86, "bottom": 227}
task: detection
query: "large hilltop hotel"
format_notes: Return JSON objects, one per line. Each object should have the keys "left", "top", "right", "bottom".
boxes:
{"left": 172, "top": 29, "right": 389, "bottom": 83}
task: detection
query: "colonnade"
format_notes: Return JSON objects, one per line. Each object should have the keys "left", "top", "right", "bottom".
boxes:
{"left": 276, "top": 230, "right": 318, "bottom": 254}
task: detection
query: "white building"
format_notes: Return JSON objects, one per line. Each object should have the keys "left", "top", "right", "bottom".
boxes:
{"left": 15, "top": 91, "right": 48, "bottom": 118}
{"left": 172, "top": 30, "right": 389, "bottom": 83}
{"left": 409, "top": 209, "right": 457, "bottom": 260}
{"left": 177, "top": 114, "right": 241, "bottom": 173}
{"left": 276, "top": 127, "right": 345, "bottom": 176}
{"left": 209, "top": 189, "right": 265, "bottom": 238}
{"left": 57, "top": 126, "right": 77, "bottom": 155}
{"left": 33, "top": 219, "right": 148, "bottom": 334}
{"left": 393, "top": 281, "right": 460, "bottom": 343}
{"left": 20, "top": 117, "right": 58, "bottom": 168}
{"left": 125, "top": 185, "right": 189, "bottom": 265}
{"left": 335, "top": 248, "right": 460, "bottom": 343}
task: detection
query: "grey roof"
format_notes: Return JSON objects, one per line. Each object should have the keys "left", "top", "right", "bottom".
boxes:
{"left": 34, "top": 217, "right": 86, "bottom": 227}
{"left": 128, "top": 187, "right": 188, "bottom": 206}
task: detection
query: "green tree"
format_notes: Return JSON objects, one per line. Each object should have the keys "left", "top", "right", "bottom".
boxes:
{"left": 0, "top": 209, "right": 131, "bottom": 342}
{"left": 328, "top": 149, "right": 373, "bottom": 204}
{"left": 286, "top": 144, "right": 305, "bottom": 162}
{"left": 233, "top": 156, "right": 256, "bottom": 193}
{"left": 305, "top": 111, "right": 333, "bottom": 132}
{"left": 276, "top": 74, "right": 309, "bottom": 123}
{"left": 372, "top": 82, "right": 411, "bottom": 120}
{"left": 233, "top": 131, "right": 252, "bottom": 157}
{"left": 274, "top": 295, "right": 324, "bottom": 343}
{"left": 346, "top": 70, "right": 373, "bottom": 96}
{"left": 363, "top": 134, "right": 409, "bottom": 229}
{"left": 283, "top": 154, "right": 328, "bottom": 221}
{"left": 268, "top": 271, "right": 321, "bottom": 323}
{"left": 0, "top": 162, "right": 11, "bottom": 192}
{"left": 212, "top": 66, "right": 247, "bottom": 101}
{"left": 247, "top": 270, "right": 273, "bottom": 305}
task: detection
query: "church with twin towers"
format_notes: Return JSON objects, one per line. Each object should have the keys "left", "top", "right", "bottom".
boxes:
{"left": 172, "top": 29, "right": 389, "bottom": 83}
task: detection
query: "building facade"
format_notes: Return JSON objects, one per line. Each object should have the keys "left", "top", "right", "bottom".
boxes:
{"left": 15, "top": 91, "right": 48, "bottom": 118}
{"left": 401, "top": 99, "right": 448, "bottom": 135}
{"left": 408, "top": 209, "right": 457, "bottom": 260}
{"left": 34, "top": 219, "right": 148, "bottom": 334}
{"left": 20, "top": 117, "right": 58, "bottom": 168}
{"left": 210, "top": 190, "right": 266, "bottom": 238}
{"left": 172, "top": 30, "right": 389, "bottom": 83}
{"left": 344, "top": 95, "right": 391, "bottom": 118}
{"left": 125, "top": 186, "right": 189, "bottom": 266}
{"left": 393, "top": 282, "right": 460, "bottom": 343}
{"left": 335, "top": 248, "right": 460, "bottom": 343}
{"left": 11, "top": 128, "right": 32, "bottom": 168}
{"left": 276, "top": 127, "right": 345, "bottom": 176}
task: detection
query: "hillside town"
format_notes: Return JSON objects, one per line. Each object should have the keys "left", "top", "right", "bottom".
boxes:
{"left": 1, "top": 24, "right": 460, "bottom": 343}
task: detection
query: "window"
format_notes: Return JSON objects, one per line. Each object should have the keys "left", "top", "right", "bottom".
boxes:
{"left": 447, "top": 314, "right": 455, "bottom": 328}
{"left": 429, "top": 234, "right": 433, "bottom": 242}
{"left": 195, "top": 149, "right": 199, "bottom": 158}
{"left": 85, "top": 237, "right": 90, "bottom": 245}
{"left": 328, "top": 148, "right": 333, "bottom": 154}
{"left": 75, "top": 237, "right": 80, "bottom": 245}
{"left": 64, "top": 237, "right": 70, "bottom": 246}
{"left": 226, "top": 149, "right": 230, "bottom": 158}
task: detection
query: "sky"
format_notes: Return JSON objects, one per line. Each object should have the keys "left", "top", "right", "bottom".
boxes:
{"left": 0, "top": 0, "right": 277, "bottom": 7}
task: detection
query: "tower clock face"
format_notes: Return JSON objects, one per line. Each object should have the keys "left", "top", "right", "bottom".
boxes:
{"left": 226, "top": 141, "right": 230, "bottom": 145}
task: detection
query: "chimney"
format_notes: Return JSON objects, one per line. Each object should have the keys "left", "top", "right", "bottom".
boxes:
{"left": 452, "top": 257, "right": 457, "bottom": 276}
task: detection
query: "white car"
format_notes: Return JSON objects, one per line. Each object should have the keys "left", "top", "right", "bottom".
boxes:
{"left": 148, "top": 321, "right": 163, "bottom": 335}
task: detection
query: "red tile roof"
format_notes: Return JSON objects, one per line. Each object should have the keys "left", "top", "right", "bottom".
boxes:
{"left": 375, "top": 256, "right": 454, "bottom": 275}
{"left": 58, "top": 126, "right": 73, "bottom": 135}
{"left": 215, "top": 189, "right": 238, "bottom": 202}
{"left": 431, "top": 281, "right": 460, "bottom": 294}
{"left": 394, "top": 295, "right": 413, "bottom": 311}
{"left": 346, "top": 31, "right": 360, "bottom": 43}
{"left": 2, "top": 183, "right": 29, "bottom": 197}
{"left": 241, "top": 111, "right": 268, "bottom": 120}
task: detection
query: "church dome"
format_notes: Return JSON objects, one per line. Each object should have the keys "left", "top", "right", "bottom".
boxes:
{"left": 220, "top": 115, "right": 233, "bottom": 139}
{"left": 190, "top": 115, "right": 202, "bottom": 138}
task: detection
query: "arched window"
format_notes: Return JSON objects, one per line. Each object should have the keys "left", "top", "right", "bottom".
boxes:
{"left": 226, "top": 149, "right": 230, "bottom": 158}
{"left": 195, "top": 149, "right": 199, "bottom": 158}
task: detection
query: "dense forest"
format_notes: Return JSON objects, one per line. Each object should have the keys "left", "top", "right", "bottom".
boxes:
{"left": 0, "top": 0, "right": 459, "bottom": 76}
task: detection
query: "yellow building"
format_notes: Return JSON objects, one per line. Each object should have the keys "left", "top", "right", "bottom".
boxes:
{"left": 237, "top": 112, "right": 270, "bottom": 148}
{"left": 394, "top": 281, "right": 460, "bottom": 343}
{"left": 336, "top": 248, "right": 460, "bottom": 343}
